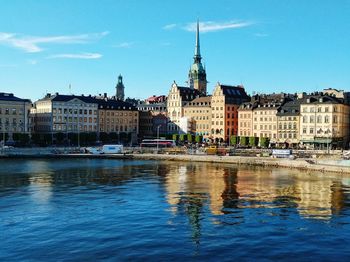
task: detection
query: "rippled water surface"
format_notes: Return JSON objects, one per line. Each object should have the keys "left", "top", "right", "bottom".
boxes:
{"left": 1, "top": 159, "right": 350, "bottom": 261}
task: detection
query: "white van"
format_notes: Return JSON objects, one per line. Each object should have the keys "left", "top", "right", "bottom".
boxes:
{"left": 101, "top": 145, "right": 123, "bottom": 154}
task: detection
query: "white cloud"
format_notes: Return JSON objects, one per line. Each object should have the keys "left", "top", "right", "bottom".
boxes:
{"left": 163, "top": 24, "right": 177, "bottom": 30}
{"left": 184, "top": 20, "right": 253, "bottom": 33}
{"left": 0, "top": 31, "right": 109, "bottom": 53}
{"left": 47, "top": 53, "right": 102, "bottom": 59}
{"left": 113, "top": 42, "right": 134, "bottom": 48}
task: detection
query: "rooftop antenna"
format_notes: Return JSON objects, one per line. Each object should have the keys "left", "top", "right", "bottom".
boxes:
{"left": 69, "top": 84, "right": 72, "bottom": 95}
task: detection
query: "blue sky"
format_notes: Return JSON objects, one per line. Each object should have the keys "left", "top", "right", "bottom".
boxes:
{"left": 0, "top": 0, "right": 349, "bottom": 102}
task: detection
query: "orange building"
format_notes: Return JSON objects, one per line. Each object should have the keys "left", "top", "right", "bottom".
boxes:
{"left": 211, "top": 83, "right": 250, "bottom": 142}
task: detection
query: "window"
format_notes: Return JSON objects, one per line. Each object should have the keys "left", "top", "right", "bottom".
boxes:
{"left": 303, "top": 127, "right": 307, "bottom": 134}
{"left": 324, "top": 116, "right": 329, "bottom": 123}
{"left": 303, "top": 116, "right": 308, "bottom": 123}
{"left": 333, "top": 115, "right": 338, "bottom": 124}
{"left": 310, "top": 128, "right": 314, "bottom": 134}
{"left": 317, "top": 116, "right": 322, "bottom": 123}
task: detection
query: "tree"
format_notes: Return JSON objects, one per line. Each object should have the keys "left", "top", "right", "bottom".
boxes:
{"left": 260, "top": 137, "right": 270, "bottom": 148}
{"left": 195, "top": 135, "right": 202, "bottom": 143}
{"left": 249, "top": 136, "right": 258, "bottom": 147}
{"left": 240, "top": 136, "right": 248, "bottom": 146}
{"left": 187, "top": 134, "right": 193, "bottom": 143}
{"left": 230, "top": 135, "right": 238, "bottom": 146}
{"left": 179, "top": 134, "right": 186, "bottom": 142}
{"left": 172, "top": 134, "right": 179, "bottom": 142}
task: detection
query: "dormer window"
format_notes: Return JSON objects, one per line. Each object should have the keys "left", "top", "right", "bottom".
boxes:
{"left": 307, "top": 98, "right": 310, "bottom": 103}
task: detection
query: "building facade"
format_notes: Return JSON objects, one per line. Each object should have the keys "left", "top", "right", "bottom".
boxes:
{"left": 211, "top": 83, "right": 250, "bottom": 142}
{"left": 137, "top": 100, "right": 167, "bottom": 138}
{"left": 299, "top": 93, "right": 350, "bottom": 149}
{"left": 167, "top": 82, "right": 200, "bottom": 134}
{"left": 276, "top": 100, "right": 300, "bottom": 148}
{"left": 32, "top": 93, "right": 98, "bottom": 134}
{"left": 238, "top": 102, "right": 255, "bottom": 137}
{"left": 0, "top": 92, "right": 32, "bottom": 144}
{"left": 183, "top": 96, "right": 212, "bottom": 139}
{"left": 98, "top": 99, "right": 139, "bottom": 143}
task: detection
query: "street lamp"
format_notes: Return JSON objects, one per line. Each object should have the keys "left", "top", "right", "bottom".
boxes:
{"left": 156, "top": 125, "right": 161, "bottom": 153}
{"left": 325, "top": 128, "right": 331, "bottom": 154}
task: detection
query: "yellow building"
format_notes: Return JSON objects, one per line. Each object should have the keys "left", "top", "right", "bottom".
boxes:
{"left": 167, "top": 82, "right": 200, "bottom": 134}
{"left": 211, "top": 83, "right": 250, "bottom": 142}
{"left": 98, "top": 99, "right": 139, "bottom": 143}
{"left": 253, "top": 102, "right": 279, "bottom": 143}
{"left": 0, "top": 92, "right": 32, "bottom": 144}
{"left": 299, "top": 92, "right": 350, "bottom": 149}
{"left": 238, "top": 102, "right": 255, "bottom": 137}
{"left": 183, "top": 96, "right": 212, "bottom": 139}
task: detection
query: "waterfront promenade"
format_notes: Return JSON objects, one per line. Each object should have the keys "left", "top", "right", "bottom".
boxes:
{"left": 133, "top": 153, "right": 350, "bottom": 175}
{"left": 1, "top": 147, "right": 350, "bottom": 174}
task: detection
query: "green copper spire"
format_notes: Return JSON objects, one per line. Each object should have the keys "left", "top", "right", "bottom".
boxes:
{"left": 188, "top": 19, "right": 207, "bottom": 95}
{"left": 194, "top": 20, "right": 201, "bottom": 63}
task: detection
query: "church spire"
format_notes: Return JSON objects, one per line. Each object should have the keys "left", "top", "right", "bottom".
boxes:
{"left": 116, "top": 74, "right": 125, "bottom": 101}
{"left": 188, "top": 19, "right": 207, "bottom": 95}
{"left": 194, "top": 19, "right": 201, "bottom": 63}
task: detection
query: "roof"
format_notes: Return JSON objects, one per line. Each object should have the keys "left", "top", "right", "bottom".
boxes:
{"left": 0, "top": 92, "right": 31, "bottom": 103}
{"left": 185, "top": 96, "right": 211, "bottom": 107}
{"left": 218, "top": 85, "right": 249, "bottom": 99}
{"left": 276, "top": 100, "right": 301, "bottom": 116}
{"left": 177, "top": 86, "right": 201, "bottom": 101}
{"left": 37, "top": 93, "right": 97, "bottom": 104}
{"left": 238, "top": 102, "right": 258, "bottom": 111}
{"left": 299, "top": 93, "right": 343, "bottom": 105}
{"left": 97, "top": 99, "right": 137, "bottom": 111}
{"left": 36, "top": 93, "right": 137, "bottom": 110}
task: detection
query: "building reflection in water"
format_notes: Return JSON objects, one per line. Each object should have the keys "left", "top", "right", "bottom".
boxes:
{"left": 163, "top": 163, "right": 348, "bottom": 231}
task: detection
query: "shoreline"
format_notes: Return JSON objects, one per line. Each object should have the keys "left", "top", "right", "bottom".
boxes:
{"left": 1, "top": 151, "right": 350, "bottom": 174}
{"left": 132, "top": 154, "right": 350, "bottom": 174}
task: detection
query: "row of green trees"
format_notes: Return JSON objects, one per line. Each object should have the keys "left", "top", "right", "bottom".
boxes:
{"left": 171, "top": 134, "right": 203, "bottom": 144}
{"left": 229, "top": 135, "right": 270, "bottom": 148}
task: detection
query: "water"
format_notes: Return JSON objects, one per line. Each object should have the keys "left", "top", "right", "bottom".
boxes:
{"left": 1, "top": 159, "right": 350, "bottom": 261}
